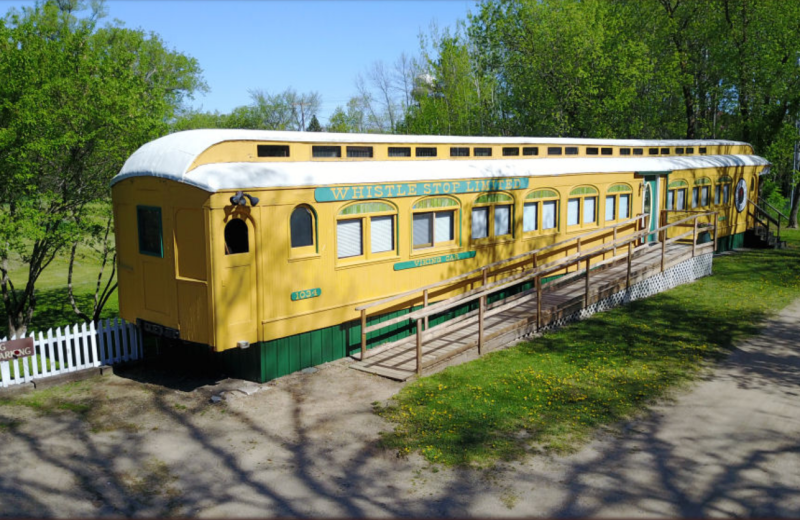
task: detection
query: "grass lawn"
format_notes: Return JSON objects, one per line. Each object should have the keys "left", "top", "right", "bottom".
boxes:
{"left": 1, "top": 246, "right": 118, "bottom": 338}
{"left": 377, "top": 229, "right": 800, "bottom": 466}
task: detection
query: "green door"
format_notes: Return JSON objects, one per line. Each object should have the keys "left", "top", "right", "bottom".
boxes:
{"left": 643, "top": 176, "right": 660, "bottom": 243}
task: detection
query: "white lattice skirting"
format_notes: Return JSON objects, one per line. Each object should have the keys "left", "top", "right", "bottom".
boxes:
{"left": 542, "top": 252, "right": 713, "bottom": 331}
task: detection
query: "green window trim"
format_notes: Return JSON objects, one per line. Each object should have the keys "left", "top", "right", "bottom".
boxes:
{"left": 413, "top": 197, "right": 459, "bottom": 210}
{"left": 137, "top": 205, "right": 163, "bottom": 258}
{"left": 694, "top": 177, "right": 712, "bottom": 186}
{"left": 526, "top": 189, "right": 558, "bottom": 200}
{"left": 569, "top": 186, "right": 599, "bottom": 196}
{"left": 607, "top": 183, "right": 632, "bottom": 193}
{"left": 475, "top": 192, "right": 513, "bottom": 204}
{"left": 718, "top": 175, "right": 733, "bottom": 183}
{"left": 339, "top": 201, "right": 395, "bottom": 215}
{"left": 668, "top": 179, "right": 689, "bottom": 188}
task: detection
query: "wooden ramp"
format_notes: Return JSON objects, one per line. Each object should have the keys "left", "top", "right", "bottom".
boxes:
{"left": 352, "top": 239, "right": 714, "bottom": 381}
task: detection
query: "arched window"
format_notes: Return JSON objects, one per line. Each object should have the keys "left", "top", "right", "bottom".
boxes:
{"left": 290, "top": 206, "right": 315, "bottom": 249}
{"left": 605, "top": 184, "right": 632, "bottom": 222}
{"left": 336, "top": 201, "right": 397, "bottom": 260}
{"left": 224, "top": 218, "right": 249, "bottom": 255}
{"left": 523, "top": 189, "right": 559, "bottom": 234}
{"left": 471, "top": 192, "right": 514, "bottom": 240}
{"left": 412, "top": 197, "right": 459, "bottom": 249}
{"left": 567, "top": 186, "right": 599, "bottom": 227}
{"left": 693, "top": 177, "right": 711, "bottom": 208}
{"left": 715, "top": 176, "right": 732, "bottom": 205}
{"left": 667, "top": 180, "right": 689, "bottom": 210}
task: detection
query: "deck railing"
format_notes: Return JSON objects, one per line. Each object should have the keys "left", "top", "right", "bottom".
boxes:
{"left": 749, "top": 199, "right": 782, "bottom": 244}
{"left": 356, "top": 211, "right": 718, "bottom": 374}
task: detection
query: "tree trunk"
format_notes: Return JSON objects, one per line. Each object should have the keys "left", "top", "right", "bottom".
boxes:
{"left": 789, "top": 182, "right": 800, "bottom": 228}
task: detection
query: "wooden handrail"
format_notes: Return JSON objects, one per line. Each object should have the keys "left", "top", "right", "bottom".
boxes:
{"left": 355, "top": 214, "right": 645, "bottom": 313}
{"left": 757, "top": 197, "right": 789, "bottom": 223}
{"left": 389, "top": 213, "right": 709, "bottom": 326}
{"left": 359, "top": 210, "right": 717, "bottom": 363}
{"left": 749, "top": 200, "right": 780, "bottom": 227}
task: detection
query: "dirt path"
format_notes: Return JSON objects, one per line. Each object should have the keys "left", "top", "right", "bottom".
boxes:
{"left": 1, "top": 299, "right": 799, "bottom": 518}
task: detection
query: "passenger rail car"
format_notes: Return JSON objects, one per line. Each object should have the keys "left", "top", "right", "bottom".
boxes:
{"left": 111, "top": 130, "right": 769, "bottom": 382}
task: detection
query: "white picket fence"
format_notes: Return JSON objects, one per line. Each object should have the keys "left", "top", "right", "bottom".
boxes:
{"left": 0, "top": 318, "right": 141, "bottom": 389}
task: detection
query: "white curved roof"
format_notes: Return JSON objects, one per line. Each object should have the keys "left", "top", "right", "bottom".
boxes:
{"left": 112, "top": 129, "right": 767, "bottom": 193}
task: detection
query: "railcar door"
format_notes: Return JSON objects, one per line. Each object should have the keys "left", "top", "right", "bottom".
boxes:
{"left": 217, "top": 210, "right": 259, "bottom": 349}
{"left": 642, "top": 176, "right": 660, "bottom": 243}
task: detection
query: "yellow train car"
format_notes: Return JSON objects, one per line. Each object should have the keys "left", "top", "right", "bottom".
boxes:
{"left": 111, "top": 130, "right": 769, "bottom": 382}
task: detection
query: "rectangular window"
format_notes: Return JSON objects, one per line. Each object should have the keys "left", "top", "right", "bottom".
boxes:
{"left": 450, "top": 147, "right": 470, "bottom": 157}
{"left": 548, "top": 147, "right": 563, "bottom": 156}
{"left": 715, "top": 185, "right": 721, "bottom": 205}
{"left": 413, "top": 213, "right": 432, "bottom": 248}
{"left": 414, "top": 211, "right": 455, "bottom": 248}
{"left": 699, "top": 147, "right": 707, "bottom": 154}
{"left": 633, "top": 148, "right": 644, "bottom": 155}
{"left": 567, "top": 198, "right": 580, "bottom": 226}
{"left": 675, "top": 147, "right": 685, "bottom": 154}
{"left": 676, "top": 189, "right": 686, "bottom": 210}
{"left": 313, "top": 145, "right": 342, "bottom": 158}
{"left": 686, "top": 147, "right": 694, "bottom": 153}
{"left": 605, "top": 195, "right": 615, "bottom": 221}
{"left": 337, "top": 219, "right": 362, "bottom": 258}
{"left": 257, "top": 145, "right": 290, "bottom": 157}
{"left": 601, "top": 147, "right": 613, "bottom": 156}
{"left": 494, "top": 205, "right": 511, "bottom": 236}
{"left": 502, "top": 147, "right": 520, "bottom": 156}
{"left": 388, "top": 147, "right": 411, "bottom": 157}
{"left": 667, "top": 190, "right": 674, "bottom": 210}
{"left": 542, "top": 201, "right": 557, "bottom": 230}
{"left": 661, "top": 148, "right": 670, "bottom": 154}
{"left": 692, "top": 187, "right": 699, "bottom": 208}
{"left": 586, "top": 147, "right": 599, "bottom": 155}
{"left": 723, "top": 184, "right": 730, "bottom": 204}
{"left": 416, "top": 147, "right": 438, "bottom": 157}
{"left": 523, "top": 202, "right": 538, "bottom": 232}
{"left": 620, "top": 194, "right": 630, "bottom": 218}
{"left": 620, "top": 148, "right": 631, "bottom": 155}
{"left": 347, "top": 146, "right": 373, "bottom": 158}
{"left": 565, "top": 147, "right": 579, "bottom": 155}
{"left": 434, "top": 211, "right": 455, "bottom": 243}
{"left": 472, "top": 207, "right": 489, "bottom": 239}
{"left": 701, "top": 186, "right": 709, "bottom": 206}
{"left": 370, "top": 216, "right": 393, "bottom": 253}
{"left": 523, "top": 147, "right": 539, "bottom": 156}
{"left": 137, "top": 206, "right": 163, "bottom": 258}
{"left": 649, "top": 148, "right": 659, "bottom": 155}
{"left": 584, "top": 197, "right": 597, "bottom": 224}
{"left": 474, "top": 147, "right": 492, "bottom": 157}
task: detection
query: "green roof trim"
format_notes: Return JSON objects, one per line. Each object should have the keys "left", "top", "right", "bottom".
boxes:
{"left": 694, "top": 177, "right": 712, "bottom": 186}
{"left": 339, "top": 202, "right": 395, "bottom": 215}
{"left": 607, "top": 183, "right": 632, "bottom": 193}
{"left": 475, "top": 193, "right": 513, "bottom": 204}
{"left": 413, "top": 197, "right": 458, "bottom": 210}
{"left": 668, "top": 179, "right": 689, "bottom": 188}
{"left": 526, "top": 189, "right": 558, "bottom": 200}
{"left": 569, "top": 186, "right": 598, "bottom": 196}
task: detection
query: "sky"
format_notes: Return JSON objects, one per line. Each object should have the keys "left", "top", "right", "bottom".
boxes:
{"left": 3, "top": 0, "right": 475, "bottom": 124}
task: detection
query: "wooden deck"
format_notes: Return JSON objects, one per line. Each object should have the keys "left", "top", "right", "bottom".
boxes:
{"left": 351, "top": 241, "right": 713, "bottom": 381}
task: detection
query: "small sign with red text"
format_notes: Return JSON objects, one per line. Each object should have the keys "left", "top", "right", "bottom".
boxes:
{"left": 0, "top": 337, "right": 34, "bottom": 361}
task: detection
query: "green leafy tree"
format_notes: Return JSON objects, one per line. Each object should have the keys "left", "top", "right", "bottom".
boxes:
{"left": 306, "top": 114, "right": 322, "bottom": 132}
{"left": 0, "top": 1, "right": 206, "bottom": 336}
{"left": 404, "top": 26, "right": 501, "bottom": 136}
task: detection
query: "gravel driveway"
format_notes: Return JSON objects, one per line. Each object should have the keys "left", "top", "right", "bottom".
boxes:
{"left": 1, "top": 299, "right": 799, "bottom": 517}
